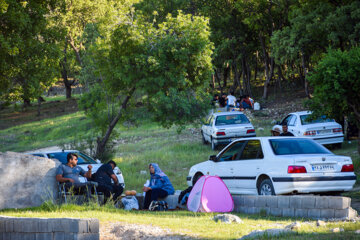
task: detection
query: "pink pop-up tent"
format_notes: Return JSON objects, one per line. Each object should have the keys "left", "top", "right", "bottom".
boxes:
{"left": 187, "top": 175, "right": 234, "bottom": 212}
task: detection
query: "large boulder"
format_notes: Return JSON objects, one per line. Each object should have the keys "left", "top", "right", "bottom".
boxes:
{"left": 0, "top": 152, "right": 60, "bottom": 209}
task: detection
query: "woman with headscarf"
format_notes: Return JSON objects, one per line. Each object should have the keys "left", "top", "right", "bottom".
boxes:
{"left": 142, "top": 163, "right": 175, "bottom": 209}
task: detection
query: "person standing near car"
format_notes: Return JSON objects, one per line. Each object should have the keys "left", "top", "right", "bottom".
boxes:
{"left": 55, "top": 153, "right": 93, "bottom": 200}
{"left": 92, "top": 160, "right": 124, "bottom": 204}
{"left": 143, "top": 163, "right": 174, "bottom": 210}
{"left": 226, "top": 91, "right": 236, "bottom": 111}
{"left": 280, "top": 123, "right": 294, "bottom": 136}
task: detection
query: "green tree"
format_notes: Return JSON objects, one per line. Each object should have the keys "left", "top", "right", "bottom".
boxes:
{"left": 80, "top": 11, "right": 213, "bottom": 159}
{"left": 49, "top": 0, "right": 137, "bottom": 98}
{"left": 0, "top": 0, "right": 62, "bottom": 106}
{"left": 307, "top": 47, "right": 360, "bottom": 153}
{"left": 272, "top": 1, "right": 360, "bottom": 97}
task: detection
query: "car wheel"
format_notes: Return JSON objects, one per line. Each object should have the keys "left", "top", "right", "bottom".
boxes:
{"left": 192, "top": 173, "right": 203, "bottom": 186}
{"left": 211, "top": 138, "right": 217, "bottom": 150}
{"left": 201, "top": 131, "right": 207, "bottom": 145}
{"left": 258, "top": 179, "right": 275, "bottom": 195}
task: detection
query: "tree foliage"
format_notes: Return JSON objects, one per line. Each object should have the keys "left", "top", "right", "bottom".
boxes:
{"left": 307, "top": 47, "right": 360, "bottom": 152}
{"left": 79, "top": 11, "right": 213, "bottom": 159}
{"left": 0, "top": 0, "right": 62, "bottom": 105}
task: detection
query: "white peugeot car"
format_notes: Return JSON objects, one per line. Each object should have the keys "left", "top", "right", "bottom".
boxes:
{"left": 187, "top": 137, "right": 355, "bottom": 195}
{"left": 201, "top": 111, "right": 256, "bottom": 150}
{"left": 272, "top": 111, "right": 344, "bottom": 147}
{"left": 28, "top": 150, "right": 125, "bottom": 187}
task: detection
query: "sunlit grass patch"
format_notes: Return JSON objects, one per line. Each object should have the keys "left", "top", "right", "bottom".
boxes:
{"left": 1, "top": 203, "right": 360, "bottom": 239}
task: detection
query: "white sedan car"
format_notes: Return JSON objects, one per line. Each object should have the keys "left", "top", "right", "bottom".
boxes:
{"left": 272, "top": 111, "right": 344, "bottom": 146}
{"left": 201, "top": 111, "right": 256, "bottom": 150}
{"left": 187, "top": 137, "right": 355, "bottom": 195}
{"left": 28, "top": 150, "right": 125, "bottom": 187}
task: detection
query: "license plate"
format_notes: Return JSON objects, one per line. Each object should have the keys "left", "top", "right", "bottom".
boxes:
{"left": 312, "top": 164, "right": 335, "bottom": 171}
{"left": 317, "top": 129, "right": 332, "bottom": 134}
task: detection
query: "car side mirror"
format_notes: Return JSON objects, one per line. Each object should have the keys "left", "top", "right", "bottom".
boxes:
{"left": 96, "top": 159, "right": 101, "bottom": 164}
{"left": 209, "top": 155, "right": 217, "bottom": 161}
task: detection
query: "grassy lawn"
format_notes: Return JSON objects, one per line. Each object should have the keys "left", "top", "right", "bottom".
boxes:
{"left": 1, "top": 204, "right": 360, "bottom": 239}
{"left": 1, "top": 105, "right": 360, "bottom": 239}
{"left": 1, "top": 108, "right": 359, "bottom": 191}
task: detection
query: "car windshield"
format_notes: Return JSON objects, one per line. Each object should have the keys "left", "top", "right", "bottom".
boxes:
{"left": 270, "top": 139, "right": 332, "bottom": 155}
{"left": 300, "top": 114, "right": 335, "bottom": 125}
{"left": 47, "top": 152, "right": 97, "bottom": 165}
{"left": 215, "top": 114, "right": 250, "bottom": 126}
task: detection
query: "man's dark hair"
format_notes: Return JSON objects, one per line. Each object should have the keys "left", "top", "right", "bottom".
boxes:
{"left": 108, "top": 160, "right": 117, "bottom": 167}
{"left": 67, "top": 153, "right": 78, "bottom": 162}
{"left": 230, "top": 91, "right": 234, "bottom": 95}
{"left": 282, "top": 122, "right": 288, "bottom": 126}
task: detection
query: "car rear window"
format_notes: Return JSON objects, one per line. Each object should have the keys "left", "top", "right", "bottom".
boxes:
{"left": 47, "top": 152, "right": 97, "bottom": 164}
{"left": 215, "top": 114, "right": 250, "bottom": 126}
{"left": 300, "top": 114, "right": 335, "bottom": 125}
{"left": 270, "top": 139, "right": 331, "bottom": 155}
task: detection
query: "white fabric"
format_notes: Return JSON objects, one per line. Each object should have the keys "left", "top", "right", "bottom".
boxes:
{"left": 121, "top": 196, "right": 139, "bottom": 210}
{"left": 227, "top": 95, "right": 236, "bottom": 106}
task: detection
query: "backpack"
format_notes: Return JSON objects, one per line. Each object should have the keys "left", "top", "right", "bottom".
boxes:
{"left": 149, "top": 200, "right": 168, "bottom": 211}
{"left": 178, "top": 186, "right": 193, "bottom": 204}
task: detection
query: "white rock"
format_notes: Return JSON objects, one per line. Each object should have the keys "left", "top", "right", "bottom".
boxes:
{"left": 213, "top": 214, "right": 242, "bottom": 224}
{"left": 331, "top": 228, "right": 344, "bottom": 233}
{"left": 271, "top": 120, "right": 277, "bottom": 124}
{"left": 238, "top": 228, "right": 293, "bottom": 240}
{"left": 0, "top": 152, "right": 60, "bottom": 209}
{"left": 257, "top": 127, "right": 264, "bottom": 131}
{"left": 140, "top": 170, "right": 147, "bottom": 175}
{"left": 355, "top": 229, "right": 360, "bottom": 234}
{"left": 285, "top": 221, "right": 301, "bottom": 230}
{"left": 316, "top": 220, "right": 326, "bottom": 227}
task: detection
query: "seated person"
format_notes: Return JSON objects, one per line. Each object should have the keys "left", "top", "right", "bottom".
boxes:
{"left": 142, "top": 163, "right": 174, "bottom": 210}
{"left": 271, "top": 127, "right": 281, "bottom": 136}
{"left": 55, "top": 153, "right": 93, "bottom": 200}
{"left": 280, "top": 123, "right": 294, "bottom": 136}
{"left": 92, "top": 160, "right": 123, "bottom": 204}
{"left": 241, "top": 95, "right": 253, "bottom": 109}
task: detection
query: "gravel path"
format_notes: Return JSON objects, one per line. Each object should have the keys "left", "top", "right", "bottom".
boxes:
{"left": 100, "top": 222, "right": 193, "bottom": 240}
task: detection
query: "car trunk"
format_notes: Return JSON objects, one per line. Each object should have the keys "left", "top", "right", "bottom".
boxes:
{"left": 304, "top": 122, "right": 341, "bottom": 136}
{"left": 218, "top": 124, "right": 253, "bottom": 138}
{"left": 293, "top": 154, "right": 350, "bottom": 173}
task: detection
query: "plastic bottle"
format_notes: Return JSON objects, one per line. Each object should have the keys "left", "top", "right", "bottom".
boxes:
{"left": 143, "top": 180, "right": 150, "bottom": 197}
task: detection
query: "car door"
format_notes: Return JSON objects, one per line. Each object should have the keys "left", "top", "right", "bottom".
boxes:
{"left": 230, "top": 140, "right": 264, "bottom": 194}
{"left": 209, "top": 141, "right": 247, "bottom": 192}
{"left": 202, "top": 115, "right": 212, "bottom": 141}
{"left": 287, "top": 114, "right": 297, "bottom": 135}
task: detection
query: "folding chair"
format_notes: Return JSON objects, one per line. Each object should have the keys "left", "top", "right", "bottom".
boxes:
{"left": 58, "top": 181, "right": 102, "bottom": 204}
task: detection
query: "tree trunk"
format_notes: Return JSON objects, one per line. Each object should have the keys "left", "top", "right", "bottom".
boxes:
{"left": 23, "top": 98, "right": 31, "bottom": 108}
{"left": 68, "top": 36, "right": 82, "bottom": 66}
{"left": 37, "top": 97, "right": 42, "bottom": 116}
{"left": 259, "top": 34, "right": 275, "bottom": 99}
{"left": 233, "top": 61, "right": 243, "bottom": 96}
{"left": 65, "top": 85, "right": 72, "bottom": 99}
{"left": 358, "top": 127, "right": 360, "bottom": 154}
{"left": 61, "top": 44, "right": 75, "bottom": 99}
{"left": 301, "top": 52, "right": 311, "bottom": 98}
{"left": 246, "top": 60, "right": 253, "bottom": 97}
{"left": 262, "top": 58, "right": 275, "bottom": 99}
{"left": 95, "top": 87, "right": 136, "bottom": 159}
{"left": 215, "top": 70, "right": 223, "bottom": 95}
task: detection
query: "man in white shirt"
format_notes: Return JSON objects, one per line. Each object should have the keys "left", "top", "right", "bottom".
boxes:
{"left": 226, "top": 91, "right": 236, "bottom": 111}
